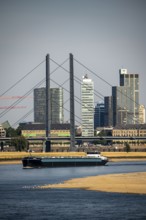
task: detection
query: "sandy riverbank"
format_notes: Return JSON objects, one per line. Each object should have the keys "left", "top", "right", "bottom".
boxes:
{"left": 1, "top": 152, "right": 146, "bottom": 164}
{"left": 1, "top": 158, "right": 146, "bottom": 165}
{"left": 1, "top": 151, "right": 146, "bottom": 159}
{"left": 1, "top": 152, "right": 146, "bottom": 194}
{"left": 0, "top": 160, "right": 21, "bottom": 164}
{"left": 39, "top": 172, "right": 146, "bottom": 195}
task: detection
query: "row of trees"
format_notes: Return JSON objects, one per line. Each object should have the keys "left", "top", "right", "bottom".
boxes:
{"left": 1, "top": 126, "right": 131, "bottom": 152}
{"left": 1, "top": 127, "right": 28, "bottom": 151}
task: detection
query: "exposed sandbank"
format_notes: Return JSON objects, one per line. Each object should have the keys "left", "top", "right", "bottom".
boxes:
{"left": 39, "top": 172, "right": 146, "bottom": 195}
{"left": 1, "top": 152, "right": 146, "bottom": 194}
{"left": 0, "top": 160, "right": 21, "bottom": 164}
{"left": 1, "top": 151, "right": 146, "bottom": 162}
{"left": 1, "top": 151, "right": 146, "bottom": 164}
{"left": 0, "top": 158, "right": 146, "bottom": 165}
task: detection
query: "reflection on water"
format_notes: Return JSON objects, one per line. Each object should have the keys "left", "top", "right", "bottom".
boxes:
{"left": 0, "top": 161, "right": 146, "bottom": 220}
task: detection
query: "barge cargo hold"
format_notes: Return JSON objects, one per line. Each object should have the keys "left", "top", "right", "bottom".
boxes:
{"left": 22, "top": 152, "right": 108, "bottom": 168}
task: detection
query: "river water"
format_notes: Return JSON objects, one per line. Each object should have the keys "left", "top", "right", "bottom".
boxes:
{"left": 0, "top": 161, "right": 146, "bottom": 220}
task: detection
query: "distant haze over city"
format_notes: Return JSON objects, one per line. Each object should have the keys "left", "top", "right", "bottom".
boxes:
{"left": 0, "top": 0, "right": 146, "bottom": 126}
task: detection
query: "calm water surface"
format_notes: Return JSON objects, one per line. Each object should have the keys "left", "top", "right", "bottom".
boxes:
{"left": 0, "top": 161, "right": 146, "bottom": 220}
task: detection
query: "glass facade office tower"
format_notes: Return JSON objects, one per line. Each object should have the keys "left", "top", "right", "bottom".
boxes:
{"left": 94, "top": 102, "right": 105, "bottom": 128}
{"left": 50, "top": 88, "right": 64, "bottom": 124}
{"left": 34, "top": 87, "right": 64, "bottom": 124}
{"left": 104, "top": 96, "right": 113, "bottom": 126}
{"left": 112, "top": 69, "right": 139, "bottom": 126}
{"left": 81, "top": 74, "right": 94, "bottom": 136}
{"left": 34, "top": 88, "right": 46, "bottom": 123}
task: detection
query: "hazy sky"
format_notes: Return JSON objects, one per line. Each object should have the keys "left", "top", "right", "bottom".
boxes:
{"left": 0, "top": 0, "right": 146, "bottom": 127}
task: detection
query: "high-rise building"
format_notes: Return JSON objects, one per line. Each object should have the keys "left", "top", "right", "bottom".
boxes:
{"left": 112, "top": 69, "right": 139, "bottom": 126}
{"left": 81, "top": 74, "right": 94, "bottom": 136}
{"left": 94, "top": 102, "right": 105, "bottom": 128}
{"left": 50, "top": 88, "right": 64, "bottom": 124}
{"left": 34, "top": 88, "right": 46, "bottom": 123}
{"left": 139, "top": 105, "right": 145, "bottom": 124}
{"left": 104, "top": 96, "right": 113, "bottom": 126}
{"left": 34, "top": 87, "right": 64, "bottom": 124}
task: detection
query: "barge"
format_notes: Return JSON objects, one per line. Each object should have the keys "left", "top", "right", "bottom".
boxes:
{"left": 22, "top": 152, "right": 108, "bottom": 168}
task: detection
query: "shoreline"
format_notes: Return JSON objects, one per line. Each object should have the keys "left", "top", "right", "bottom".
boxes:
{"left": 1, "top": 154, "right": 146, "bottom": 165}
{"left": 0, "top": 160, "right": 21, "bottom": 164}
{"left": 1, "top": 151, "right": 146, "bottom": 168}
{"left": 0, "top": 158, "right": 146, "bottom": 165}
{"left": 1, "top": 153, "right": 146, "bottom": 195}
{"left": 39, "top": 172, "right": 146, "bottom": 195}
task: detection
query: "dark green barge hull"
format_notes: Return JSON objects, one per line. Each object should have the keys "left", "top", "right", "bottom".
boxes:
{"left": 22, "top": 157, "right": 108, "bottom": 168}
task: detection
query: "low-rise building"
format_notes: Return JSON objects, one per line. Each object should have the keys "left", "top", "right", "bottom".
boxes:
{"left": 20, "top": 122, "right": 71, "bottom": 151}
{"left": 112, "top": 124, "right": 146, "bottom": 146}
{"left": 20, "top": 123, "right": 70, "bottom": 137}
{"left": 0, "top": 124, "right": 6, "bottom": 137}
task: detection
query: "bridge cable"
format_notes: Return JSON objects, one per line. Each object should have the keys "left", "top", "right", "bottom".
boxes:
{"left": 0, "top": 58, "right": 69, "bottom": 118}
{"left": 0, "top": 60, "right": 45, "bottom": 97}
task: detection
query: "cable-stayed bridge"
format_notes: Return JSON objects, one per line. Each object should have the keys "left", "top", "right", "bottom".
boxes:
{"left": 0, "top": 53, "right": 112, "bottom": 126}
{"left": 0, "top": 54, "right": 144, "bottom": 151}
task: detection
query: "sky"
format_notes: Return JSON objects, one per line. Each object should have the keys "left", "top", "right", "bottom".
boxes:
{"left": 0, "top": 0, "right": 146, "bottom": 127}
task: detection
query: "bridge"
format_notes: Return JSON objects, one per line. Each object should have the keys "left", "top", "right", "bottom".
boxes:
{"left": 1, "top": 136, "right": 146, "bottom": 142}
{"left": 1, "top": 54, "right": 145, "bottom": 152}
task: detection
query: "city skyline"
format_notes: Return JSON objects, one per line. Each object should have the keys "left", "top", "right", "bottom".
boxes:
{"left": 0, "top": 0, "right": 146, "bottom": 126}
{"left": 0, "top": 61, "right": 145, "bottom": 128}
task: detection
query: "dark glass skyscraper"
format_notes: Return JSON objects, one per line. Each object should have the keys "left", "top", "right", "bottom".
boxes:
{"left": 34, "top": 88, "right": 46, "bottom": 123}
{"left": 94, "top": 102, "right": 105, "bottom": 128}
{"left": 112, "top": 69, "right": 139, "bottom": 126}
{"left": 104, "top": 96, "right": 113, "bottom": 126}
{"left": 34, "top": 87, "right": 64, "bottom": 124}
